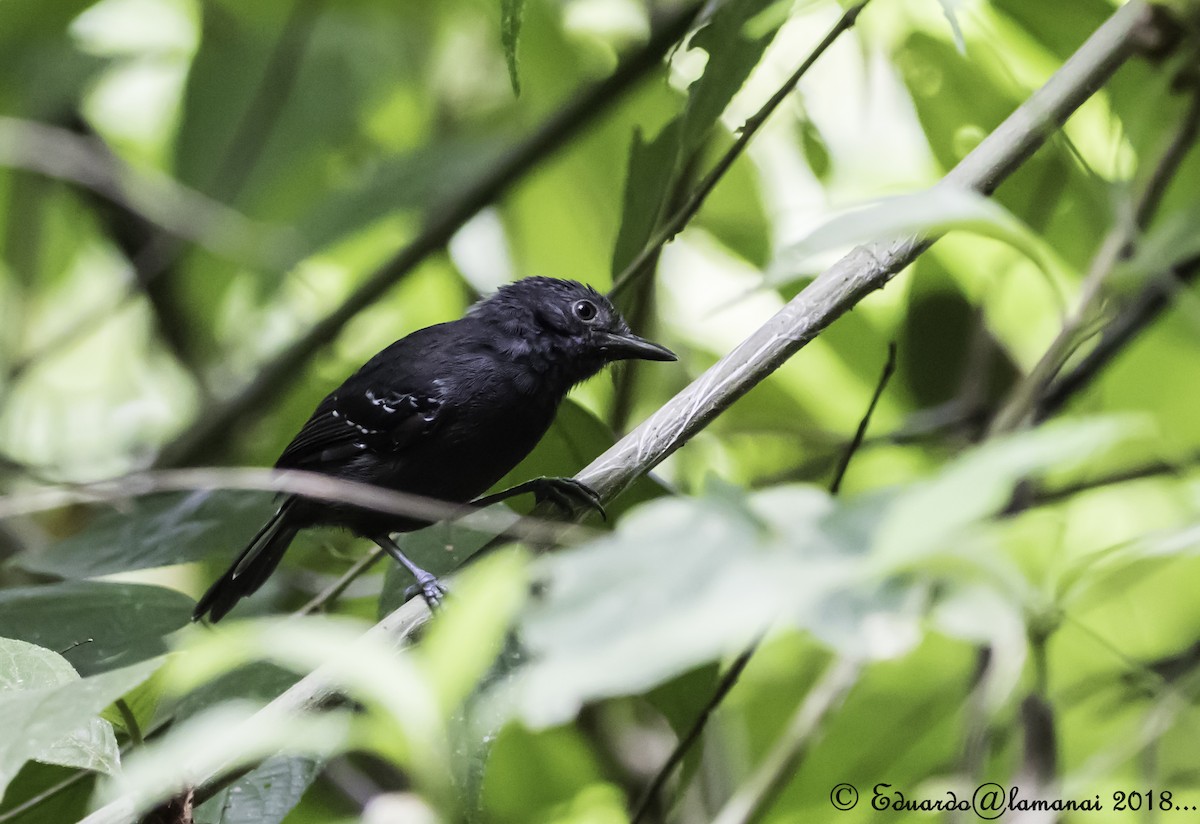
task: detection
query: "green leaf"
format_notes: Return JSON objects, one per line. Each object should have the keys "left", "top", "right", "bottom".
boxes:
{"left": 0, "top": 647, "right": 160, "bottom": 802}
{"left": 768, "top": 185, "right": 1063, "bottom": 286}
{"left": 500, "top": 0, "right": 525, "bottom": 96}
{"left": 0, "top": 638, "right": 119, "bottom": 780}
{"left": 611, "top": 0, "right": 784, "bottom": 279}
{"left": 494, "top": 484, "right": 898, "bottom": 727}
{"left": 679, "top": 0, "right": 782, "bottom": 156}
{"left": 100, "top": 701, "right": 351, "bottom": 820}
{"left": 611, "top": 121, "right": 682, "bottom": 276}
{"left": 0, "top": 761, "right": 93, "bottom": 824}
{"left": 194, "top": 754, "right": 321, "bottom": 824}
{"left": 798, "top": 115, "right": 831, "bottom": 182}
{"left": 0, "top": 581, "right": 193, "bottom": 676}
{"left": 876, "top": 418, "right": 1137, "bottom": 566}
{"left": 14, "top": 490, "right": 278, "bottom": 579}
{"left": 417, "top": 549, "right": 528, "bottom": 715}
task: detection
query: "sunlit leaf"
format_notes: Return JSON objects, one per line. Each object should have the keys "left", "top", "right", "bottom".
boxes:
{"left": 611, "top": 0, "right": 784, "bottom": 279}
{"left": 0, "top": 646, "right": 160, "bottom": 801}
{"left": 494, "top": 483, "right": 901, "bottom": 727}
{"left": 0, "top": 638, "right": 120, "bottom": 780}
{"left": 875, "top": 418, "right": 1137, "bottom": 566}
{"left": 768, "top": 185, "right": 1062, "bottom": 286}
{"left": 417, "top": 548, "right": 528, "bottom": 715}
{"left": 936, "top": 0, "right": 967, "bottom": 54}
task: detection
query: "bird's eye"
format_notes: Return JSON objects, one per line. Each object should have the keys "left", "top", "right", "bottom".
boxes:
{"left": 573, "top": 299, "right": 598, "bottom": 322}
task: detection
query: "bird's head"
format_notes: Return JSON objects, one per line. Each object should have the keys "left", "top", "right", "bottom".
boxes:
{"left": 471, "top": 277, "right": 676, "bottom": 386}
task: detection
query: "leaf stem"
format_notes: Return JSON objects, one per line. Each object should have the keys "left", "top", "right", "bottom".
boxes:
{"left": 293, "top": 547, "right": 386, "bottom": 616}
{"left": 114, "top": 699, "right": 143, "bottom": 749}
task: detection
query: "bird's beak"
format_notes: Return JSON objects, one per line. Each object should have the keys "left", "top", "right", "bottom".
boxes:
{"left": 598, "top": 331, "right": 677, "bottom": 362}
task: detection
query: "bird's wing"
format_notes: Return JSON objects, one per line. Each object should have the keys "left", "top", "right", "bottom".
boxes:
{"left": 276, "top": 389, "right": 443, "bottom": 468}
{"left": 276, "top": 376, "right": 444, "bottom": 469}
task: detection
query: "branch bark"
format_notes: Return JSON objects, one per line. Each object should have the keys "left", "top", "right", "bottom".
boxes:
{"left": 582, "top": 0, "right": 1155, "bottom": 502}
{"left": 80, "top": 2, "right": 1162, "bottom": 821}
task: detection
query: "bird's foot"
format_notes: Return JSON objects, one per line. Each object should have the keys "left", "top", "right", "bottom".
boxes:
{"left": 404, "top": 570, "right": 448, "bottom": 610}
{"left": 530, "top": 477, "right": 606, "bottom": 521}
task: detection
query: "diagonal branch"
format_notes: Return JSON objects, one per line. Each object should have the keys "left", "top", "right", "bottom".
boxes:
{"left": 582, "top": 0, "right": 1156, "bottom": 501}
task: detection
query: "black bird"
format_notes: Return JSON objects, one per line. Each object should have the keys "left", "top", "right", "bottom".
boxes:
{"left": 193, "top": 277, "right": 675, "bottom": 622}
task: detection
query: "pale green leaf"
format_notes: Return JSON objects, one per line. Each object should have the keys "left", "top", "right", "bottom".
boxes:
{"left": 769, "top": 185, "right": 1063, "bottom": 286}
{"left": 876, "top": 418, "right": 1138, "bottom": 566}
{"left": 0, "top": 647, "right": 160, "bottom": 801}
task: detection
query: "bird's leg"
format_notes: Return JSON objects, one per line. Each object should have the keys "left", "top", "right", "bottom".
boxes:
{"left": 471, "top": 476, "right": 606, "bottom": 521}
{"left": 372, "top": 534, "right": 446, "bottom": 609}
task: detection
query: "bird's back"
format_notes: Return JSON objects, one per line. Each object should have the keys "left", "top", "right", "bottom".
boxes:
{"left": 277, "top": 316, "right": 563, "bottom": 532}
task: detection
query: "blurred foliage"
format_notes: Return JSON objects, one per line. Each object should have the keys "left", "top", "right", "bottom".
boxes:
{"left": 2, "top": 0, "right": 1200, "bottom": 822}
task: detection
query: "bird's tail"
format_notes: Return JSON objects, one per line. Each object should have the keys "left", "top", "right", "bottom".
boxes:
{"left": 192, "top": 498, "right": 300, "bottom": 623}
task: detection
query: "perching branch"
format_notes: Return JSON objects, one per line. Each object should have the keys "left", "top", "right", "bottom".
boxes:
{"left": 156, "top": 1, "right": 704, "bottom": 468}
{"left": 583, "top": 0, "right": 1156, "bottom": 502}
{"left": 79, "top": 3, "right": 1164, "bottom": 821}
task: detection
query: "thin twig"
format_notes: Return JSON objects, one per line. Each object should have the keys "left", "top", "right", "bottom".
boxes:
{"left": 1037, "top": 255, "right": 1200, "bottom": 418}
{"left": 609, "top": 0, "right": 871, "bottom": 299}
{"left": 988, "top": 226, "right": 1130, "bottom": 435}
{"left": 1134, "top": 85, "right": 1200, "bottom": 229}
{"left": 829, "top": 342, "right": 897, "bottom": 494}
{"left": 630, "top": 639, "right": 760, "bottom": 824}
{"left": 1023, "top": 448, "right": 1200, "bottom": 510}
{"left": 157, "top": 1, "right": 704, "bottom": 468}
{"left": 293, "top": 547, "right": 386, "bottom": 616}
{"left": 0, "top": 467, "right": 596, "bottom": 549}
{"left": 710, "top": 657, "right": 860, "bottom": 824}
{"left": 114, "top": 700, "right": 144, "bottom": 749}
{"left": 1014, "top": 629, "right": 1058, "bottom": 816}
{"left": 993, "top": 84, "right": 1200, "bottom": 433}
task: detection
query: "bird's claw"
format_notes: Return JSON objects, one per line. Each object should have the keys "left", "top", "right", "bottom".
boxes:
{"left": 532, "top": 477, "right": 606, "bottom": 521}
{"left": 404, "top": 571, "right": 448, "bottom": 610}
